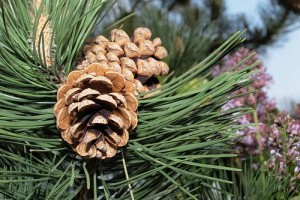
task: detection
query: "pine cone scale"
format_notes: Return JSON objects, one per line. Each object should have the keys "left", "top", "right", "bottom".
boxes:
{"left": 77, "top": 88, "right": 100, "bottom": 101}
{"left": 88, "top": 76, "right": 113, "bottom": 93}
{"left": 57, "top": 84, "right": 72, "bottom": 101}
{"left": 90, "top": 115, "right": 108, "bottom": 125}
{"left": 117, "top": 130, "right": 129, "bottom": 147}
{"left": 57, "top": 107, "right": 71, "bottom": 130}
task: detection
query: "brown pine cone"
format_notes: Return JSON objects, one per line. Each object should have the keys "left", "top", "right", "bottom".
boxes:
{"left": 54, "top": 63, "right": 138, "bottom": 159}
{"left": 76, "top": 27, "right": 169, "bottom": 95}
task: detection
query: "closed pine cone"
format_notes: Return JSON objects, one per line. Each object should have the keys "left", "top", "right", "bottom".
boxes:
{"left": 54, "top": 63, "right": 138, "bottom": 159}
{"left": 76, "top": 27, "right": 169, "bottom": 95}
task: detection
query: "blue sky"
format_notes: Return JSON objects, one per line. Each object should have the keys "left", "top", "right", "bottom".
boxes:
{"left": 226, "top": 0, "right": 300, "bottom": 107}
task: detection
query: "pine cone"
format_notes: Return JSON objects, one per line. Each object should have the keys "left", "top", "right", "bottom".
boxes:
{"left": 54, "top": 63, "right": 138, "bottom": 159}
{"left": 76, "top": 27, "right": 169, "bottom": 95}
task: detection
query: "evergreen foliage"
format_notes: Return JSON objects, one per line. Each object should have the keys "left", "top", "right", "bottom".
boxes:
{"left": 0, "top": 0, "right": 298, "bottom": 199}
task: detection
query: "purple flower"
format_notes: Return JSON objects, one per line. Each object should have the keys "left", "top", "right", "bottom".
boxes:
{"left": 291, "top": 124, "right": 300, "bottom": 135}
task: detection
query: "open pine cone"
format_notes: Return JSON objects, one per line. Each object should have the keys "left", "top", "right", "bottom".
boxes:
{"left": 54, "top": 63, "right": 138, "bottom": 159}
{"left": 76, "top": 27, "right": 169, "bottom": 95}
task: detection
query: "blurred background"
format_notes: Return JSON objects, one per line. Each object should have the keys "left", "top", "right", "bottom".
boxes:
{"left": 100, "top": 0, "right": 300, "bottom": 114}
{"left": 226, "top": 0, "right": 300, "bottom": 111}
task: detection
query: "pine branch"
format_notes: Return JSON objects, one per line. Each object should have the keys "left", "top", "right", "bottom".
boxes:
{"left": 0, "top": 0, "right": 264, "bottom": 199}
{"left": 1, "top": 28, "right": 256, "bottom": 199}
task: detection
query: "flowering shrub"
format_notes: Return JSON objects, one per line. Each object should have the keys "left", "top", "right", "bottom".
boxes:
{"left": 213, "top": 47, "right": 300, "bottom": 186}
